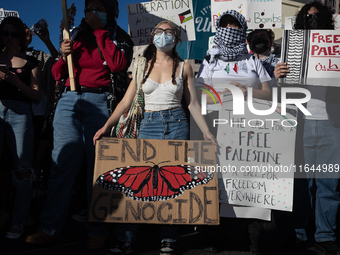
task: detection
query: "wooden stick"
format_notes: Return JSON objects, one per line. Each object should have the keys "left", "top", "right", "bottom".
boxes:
{"left": 61, "top": 0, "right": 76, "bottom": 91}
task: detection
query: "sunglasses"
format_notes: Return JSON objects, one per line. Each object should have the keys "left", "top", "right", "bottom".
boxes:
{"left": 84, "top": 6, "right": 106, "bottom": 13}
{"left": 153, "top": 28, "right": 175, "bottom": 36}
{"left": 1, "top": 31, "right": 20, "bottom": 38}
{"left": 306, "top": 13, "right": 321, "bottom": 20}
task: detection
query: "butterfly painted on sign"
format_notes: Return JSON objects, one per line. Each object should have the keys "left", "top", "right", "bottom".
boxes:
{"left": 96, "top": 162, "right": 214, "bottom": 202}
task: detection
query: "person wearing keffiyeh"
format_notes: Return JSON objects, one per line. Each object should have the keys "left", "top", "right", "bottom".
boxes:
{"left": 212, "top": 10, "right": 248, "bottom": 61}
{"left": 196, "top": 10, "right": 272, "bottom": 138}
{"left": 194, "top": 10, "right": 274, "bottom": 253}
{"left": 26, "top": 0, "right": 133, "bottom": 249}
{"left": 247, "top": 29, "right": 280, "bottom": 90}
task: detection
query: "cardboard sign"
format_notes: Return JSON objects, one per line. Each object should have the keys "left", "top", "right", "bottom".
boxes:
{"left": 127, "top": 0, "right": 196, "bottom": 46}
{"left": 0, "top": 10, "right": 19, "bottom": 23}
{"left": 280, "top": 30, "right": 340, "bottom": 86}
{"left": 90, "top": 138, "right": 219, "bottom": 225}
{"left": 211, "top": 0, "right": 282, "bottom": 32}
{"left": 216, "top": 94, "right": 295, "bottom": 211}
{"left": 284, "top": 15, "right": 340, "bottom": 30}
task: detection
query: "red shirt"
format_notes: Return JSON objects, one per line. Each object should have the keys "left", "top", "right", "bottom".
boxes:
{"left": 52, "top": 28, "right": 128, "bottom": 88}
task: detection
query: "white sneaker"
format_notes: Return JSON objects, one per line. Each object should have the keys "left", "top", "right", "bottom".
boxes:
{"left": 72, "top": 209, "right": 87, "bottom": 222}
{"left": 6, "top": 225, "right": 23, "bottom": 240}
{"left": 160, "top": 241, "right": 176, "bottom": 255}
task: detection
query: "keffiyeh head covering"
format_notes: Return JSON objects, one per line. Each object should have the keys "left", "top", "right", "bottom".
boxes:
{"left": 211, "top": 10, "right": 248, "bottom": 61}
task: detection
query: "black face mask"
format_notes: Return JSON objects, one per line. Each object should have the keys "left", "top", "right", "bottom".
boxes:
{"left": 307, "top": 15, "right": 319, "bottom": 29}
{"left": 251, "top": 37, "right": 269, "bottom": 54}
{"left": 306, "top": 14, "right": 326, "bottom": 29}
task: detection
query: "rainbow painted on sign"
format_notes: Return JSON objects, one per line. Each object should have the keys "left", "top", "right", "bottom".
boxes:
{"left": 197, "top": 83, "right": 223, "bottom": 106}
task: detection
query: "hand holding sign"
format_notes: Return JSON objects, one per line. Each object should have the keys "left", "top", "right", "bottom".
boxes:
{"left": 61, "top": 0, "right": 76, "bottom": 91}
{"left": 61, "top": 39, "right": 73, "bottom": 62}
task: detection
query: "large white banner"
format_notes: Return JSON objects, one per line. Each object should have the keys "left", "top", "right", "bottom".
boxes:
{"left": 216, "top": 94, "right": 295, "bottom": 211}
{"left": 127, "top": 0, "right": 196, "bottom": 46}
{"left": 280, "top": 30, "right": 340, "bottom": 86}
{"left": 0, "top": 10, "right": 19, "bottom": 23}
{"left": 211, "top": 0, "right": 282, "bottom": 32}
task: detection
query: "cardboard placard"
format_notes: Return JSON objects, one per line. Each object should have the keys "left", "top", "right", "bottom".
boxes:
{"left": 127, "top": 0, "right": 196, "bottom": 46}
{"left": 280, "top": 30, "right": 340, "bottom": 86}
{"left": 216, "top": 95, "right": 295, "bottom": 211}
{"left": 210, "top": 0, "right": 282, "bottom": 32}
{"left": 0, "top": 10, "right": 19, "bottom": 23}
{"left": 90, "top": 138, "right": 219, "bottom": 225}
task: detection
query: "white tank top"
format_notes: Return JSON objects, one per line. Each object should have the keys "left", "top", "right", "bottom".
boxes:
{"left": 143, "top": 62, "right": 184, "bottom": 111}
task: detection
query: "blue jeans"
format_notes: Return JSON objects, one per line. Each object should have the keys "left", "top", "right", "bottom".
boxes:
{"left": 115, "top": 108, "right": 189, "bottom": 243}
{"left": 0, "top": 100, "right": 34, "bottom": 226}
{"left": 295, "top": 119, "right": 340, "bottom": 242}
{"left": 39, "top": 91, "right": 109, "bottom": 237}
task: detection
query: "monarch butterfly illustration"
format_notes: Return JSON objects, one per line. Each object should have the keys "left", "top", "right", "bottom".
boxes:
{"left": 96, "top": 162, "right": 214, "bottom": 202}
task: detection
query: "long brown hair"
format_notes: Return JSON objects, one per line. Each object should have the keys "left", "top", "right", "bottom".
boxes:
{"left": 141, "top": 20, "right": 182, "bottom": 85}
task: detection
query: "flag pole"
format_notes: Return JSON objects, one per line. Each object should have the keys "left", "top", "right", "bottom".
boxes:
{"left": 61, "top": 0, "right": 76, "bottom": 91}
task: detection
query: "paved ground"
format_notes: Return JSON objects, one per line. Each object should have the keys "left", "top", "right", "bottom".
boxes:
{"left": 0, "top": 225, "right": 328, "bottom": 255}
{"left": 0, "top": 215, "right": 328, "bottom": 255}
{"left": 0, "top": 190, "right": 334, "bottom": 255}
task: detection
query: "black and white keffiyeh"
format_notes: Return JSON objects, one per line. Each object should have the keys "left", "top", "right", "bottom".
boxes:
{"left": 260, "top": 53, "right": 280, "bottom": 78}
{"left": 212, "top": 10, "right": 248, "bottom": 61}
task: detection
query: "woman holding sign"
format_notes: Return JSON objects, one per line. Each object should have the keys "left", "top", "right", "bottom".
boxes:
{"left": 94, "top": 20, "right": 216, "bottom": 255}
{"left": 196, "top": 10, "right": 272, "bottom": 138}
{"left": 26, "top": 0, "right": 133, "bottom": 250}
{"left": 195, "top": 10, "right": 273, "bottom": 254}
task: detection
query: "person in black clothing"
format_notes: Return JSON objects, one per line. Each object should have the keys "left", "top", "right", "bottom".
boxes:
{"left": 0, "top": 16, "right": 41, "bottom": 239}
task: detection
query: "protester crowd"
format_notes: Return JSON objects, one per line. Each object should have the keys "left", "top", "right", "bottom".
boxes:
{"left": 0, "top": 0, "right": 339, "bottom": 255}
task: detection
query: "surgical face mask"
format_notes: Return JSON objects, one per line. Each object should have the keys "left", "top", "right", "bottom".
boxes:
{"left": 93, "top": 10, "right": 107, "bottom": 26}
{"left": 251, "top": 37, "right": 270, "bottom": 54}
{"left": 153, "top": 32, "right": 175, "bottom": 52}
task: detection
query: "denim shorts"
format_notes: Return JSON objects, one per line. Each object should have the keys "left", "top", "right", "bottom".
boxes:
{"left": 138, "top": 107, "right": 189, "bottom": 140}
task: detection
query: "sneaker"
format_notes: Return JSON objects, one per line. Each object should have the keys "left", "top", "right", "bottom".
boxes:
{"left": 86, "top": 236, "right": 106, "bottom": 250}
{"left": 72, "top": 209, "right": 87, "bottom": 223}
{"left": 6, "top": 225, "right": 23, "bottom": 240}
{"left": 108, "top": 241, "right": 133, "bottom": 255}
{"left": 315, "top": 241, "right": 340, "bottom": 255}
{"left": 26, "top": 230, "right": 54, "bottom": 244}
{"left": 160, "top": 241, "right": 176, "bottom": 255}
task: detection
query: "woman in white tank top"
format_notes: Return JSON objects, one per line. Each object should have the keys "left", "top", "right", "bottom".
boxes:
{"left": 94, "top": 20, "right": 216, "bottom": 255}
{"left": 94, "top": 19, "right": 216, "bottom": 147}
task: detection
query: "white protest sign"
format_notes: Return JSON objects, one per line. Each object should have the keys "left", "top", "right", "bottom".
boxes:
{"left": 127, "top": 0, "right": 196, "bottom": 46}
{"left": 216, "top": 94, "right": 295, "bottom": 211}
{"left": 284, "top": 16, "right": 296, "bottom": 30}
{"left": 220, "top": 203, "right": 271, "bottom": 220}
{"left": 285, "top": 14, "right": 340, "bottom": 30}
{"left": 0, "top": 10, "right": 19, "bottom": 23}
{"left": 280, "top": 30, "right": 340, "bottom": 86}
{"left": 211, "top": 0, "right": 282, "bottom": 32}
